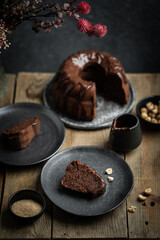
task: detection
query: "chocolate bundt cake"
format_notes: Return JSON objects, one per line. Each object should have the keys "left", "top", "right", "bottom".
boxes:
{"left": 52, "top": 50, "right": 130, "bottom": 121}
{"left": 61, "top": 160, "right": 106, "bottom": 196}
{"left": 2, "top": 117, "right": 41, "bottom": 150}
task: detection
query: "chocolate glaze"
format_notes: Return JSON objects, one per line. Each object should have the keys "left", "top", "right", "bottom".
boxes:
{"left": 52, "top": 50, "right": 130, "bottom": 121}
{"left": 112, "top": 114, "right": 138, "bottom": 131}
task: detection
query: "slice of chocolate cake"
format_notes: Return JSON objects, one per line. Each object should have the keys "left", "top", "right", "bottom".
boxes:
{"left": 2, "top": 117, "right": 41, "bottom": 150}
{"left": 61, "top": 160, "right": 106, "bottom": 196}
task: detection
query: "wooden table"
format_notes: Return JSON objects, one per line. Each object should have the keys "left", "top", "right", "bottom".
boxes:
{"left": 0, "top": 73, "right": 159, "bottom": 239}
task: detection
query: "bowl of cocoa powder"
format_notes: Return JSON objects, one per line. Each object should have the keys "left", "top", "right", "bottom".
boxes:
{"left": 8, "top": 189, "right": 46, "bottom": 221}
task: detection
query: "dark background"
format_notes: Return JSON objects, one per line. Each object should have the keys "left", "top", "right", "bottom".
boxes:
{"left": 1, "top": 0, "right": 160, "bottom": 73}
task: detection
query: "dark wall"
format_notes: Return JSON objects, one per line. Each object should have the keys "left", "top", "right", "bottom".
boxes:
{"left": 1, "top": 0, "right": 160, "bottom": 73}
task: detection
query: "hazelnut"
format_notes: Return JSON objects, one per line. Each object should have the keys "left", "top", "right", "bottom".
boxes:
{"left": 146, "top": 102, "right": 154, "bottom": 111}
{"left": 158, "top": 120, "right": 160, "bottom": 124}
{"left": 146, "top": 117, "right": 151, "bottom": 122}
{"left": 141, "top": 112, "right": 148, "bottom": 119}
{"left": 128, "top": 206, "right": 136, "bottom": 213}
{"left": 152, "top": 108, "right": 158, "bottom": 114}
{"left": 107, "top": 176, "right": 114, "bottom": 182}
{"left": 156, "top": 114, "right": 160, "bottom": 120}
{"left": 105, "top": 168, "right": 112, "bottom": 175}
{"left": 148, "top": 105, "right": 154, "bottom": 111}
{"left": 148, "top": 112, "right": 155, "bottom": 118}
{"left": 144, "top": 188, "right": 152, "bottom": 196}
{"left": 146, "top": 102, "right": 152, "bottom": 107}
{"left": 151, "top": 118, "right": 158, "bottom": 123}
{"left": 138, "top": 194, "right": 147, "bottom": 201}
{"left": 141, "top": 107, "right": 148, "bottom": 113}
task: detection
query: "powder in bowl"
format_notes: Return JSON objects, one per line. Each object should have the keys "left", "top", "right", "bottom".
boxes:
{"left": 11, "top": 199, "right": 43, "bottom": 218}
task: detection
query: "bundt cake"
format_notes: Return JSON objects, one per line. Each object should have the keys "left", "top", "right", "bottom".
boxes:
{"left": 61, "top": 160, "right": 106, "bottom": 196}
{"left": 2, "top": 117, "right": 41, "bottom": 150}
{"left": 52, "top": 50, "right": 130, "bottom": 121}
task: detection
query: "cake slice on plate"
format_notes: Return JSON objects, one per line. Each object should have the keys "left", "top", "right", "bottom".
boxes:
{"left": 61, "top": 160, "right": 106, "bottom": 196}
{"left": 2, "top": 117, "right": 41, "bottom": 150}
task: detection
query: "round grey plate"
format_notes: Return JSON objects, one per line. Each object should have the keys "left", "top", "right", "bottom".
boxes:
{"left": 0, "top": 102, "right": 65, "bottom": 166}
{"left": 43, "top": 77, "right": 135, "bottom": 130}
{"left": 41, "top": 146, "right": 134, "bottom": 216}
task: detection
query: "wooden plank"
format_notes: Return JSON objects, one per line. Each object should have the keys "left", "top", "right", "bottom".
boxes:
{"left": 14, "top": 72, "right": 53, "bottom": 103}
{"left": 0, "top": 74, "right": 16, "bottom": 107}
{"left": 0, "top": 74, "right": 16, "bottom": 213}
{"left": 125, "top": 74, "right": 160, "bottom": 239}
{"left": 0, "top": 73, "right": 53, "bottom": 239}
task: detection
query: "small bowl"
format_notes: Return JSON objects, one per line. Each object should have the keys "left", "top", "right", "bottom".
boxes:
{"left": 109, "top": 113, "right": 142, "bottom": 152}
{"left": 8, "top": 189, "right": 46, "bottom": 221}
{"left": 136, "top": 95, "right": 160, "bottom": 130}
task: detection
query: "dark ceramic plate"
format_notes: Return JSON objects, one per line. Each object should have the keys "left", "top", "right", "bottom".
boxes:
{"left": 43, "top": 77, "right": 135, "bottom": 130}
{"left": 136, "top": 95, "right": 160, "bottom": 130}
{"left": 0, "top": 102, "right": 65, "bottom": 166}
{"left": 41, "top": 146, "right": 134, "bottom": 216}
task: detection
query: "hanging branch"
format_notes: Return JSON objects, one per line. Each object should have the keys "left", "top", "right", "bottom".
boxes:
{"left": 0, "top": 0, "right": 107, "bottom": 52}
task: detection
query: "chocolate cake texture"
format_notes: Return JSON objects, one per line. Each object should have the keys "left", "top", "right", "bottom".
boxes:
{"left": 61, "top": 160, "right": 106, "bottom": 196}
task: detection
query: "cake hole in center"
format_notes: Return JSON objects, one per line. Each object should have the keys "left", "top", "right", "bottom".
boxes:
{"left": 79, "top": 62, "right": 127, "bottom": 103}
{"left": 80, "top": 63, "right": 106, "bottom": 83}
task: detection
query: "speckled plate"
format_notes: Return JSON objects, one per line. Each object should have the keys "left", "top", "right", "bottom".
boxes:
{"left": 0, "top": 102, "right": 65, "bottom": 166}
{"left": 41, "top": 146, "right": 134, "bottom": 216}
{"left": 43, "top": 77, "right": 135, "bottom": 130}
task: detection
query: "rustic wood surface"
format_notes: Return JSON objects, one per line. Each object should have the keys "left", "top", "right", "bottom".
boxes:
{"left": 125, "top": 74, "right": 160, "bottom": 239}
{"left": 0, "top": 74, "right": 16, "bottom": 217}
{"left": 0, "top": 73, "right": 159, "bottom": 239}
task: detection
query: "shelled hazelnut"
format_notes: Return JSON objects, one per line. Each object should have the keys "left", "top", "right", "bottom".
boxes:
{"left": 141, "top": 107, "right": 147, "bottom": 113}
{"left": 146, "top": 117, "right": 151, "bottom": 122}
{"left": 141, "top": 112, "right": 148, "bottom": 119}
{"left": 157, "top": 114, "right": 160, "bottom": 120}
{"left": 152, "top": 108, "right": 158, "bottom": 114}
{"left": 146, "top": 102, "right": 154, "bottom": 111}
{"left": 148, "top": 112, "right": 155, "bottom": 118}
{"left": 138, "top": 194, "right": 147, "bottom": 201}
{"left": 128, "top": 206, "right": 136, "bottom": 213}
{"left": 151, "top": 118, "right": 157, "bottom": 123}
{"left": 140, "top": 100, "right": 160, "bottom": 124}
{"left": 144, "top": 188, "right": 152, "bottom": 196}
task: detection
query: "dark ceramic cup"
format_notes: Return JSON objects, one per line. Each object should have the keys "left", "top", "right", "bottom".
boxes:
{"left": 109, "top": 113, "right": 142, "bottom": 152}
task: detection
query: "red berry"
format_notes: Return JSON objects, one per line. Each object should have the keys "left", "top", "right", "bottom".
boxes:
{"left": 77, "top": 1, "right": 90, "bottom": 15}
{"left": 77, "top": 19, "right": 91, "bottom": 33}
{"left": 93, "top": 24, "right": 107, "bottom": 37}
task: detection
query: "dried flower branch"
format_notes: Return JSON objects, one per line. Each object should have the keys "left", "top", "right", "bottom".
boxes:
{"left": 0, "top": 20, "right": 11, "bottom": 53}
{"left": 0, "top": 0, "right": 107, "bottom": 52}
